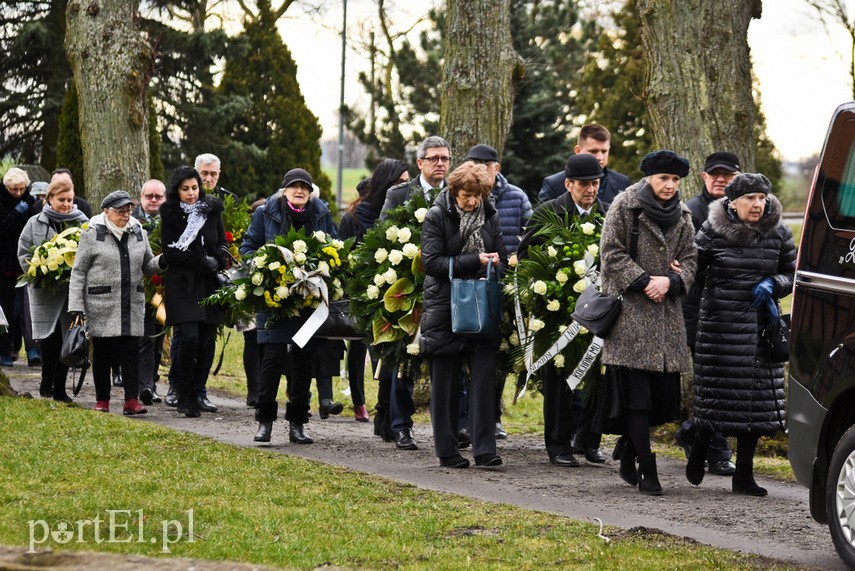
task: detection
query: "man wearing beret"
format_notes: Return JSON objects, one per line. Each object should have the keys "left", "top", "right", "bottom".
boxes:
{"left": 538, "top": 123, "right": 630, "bottom": 205}
{"left": 519, "top": 153, "right": 609, "bottom": 467}
{"left": 674, "top": 152, "right": 741, "bottom": 477}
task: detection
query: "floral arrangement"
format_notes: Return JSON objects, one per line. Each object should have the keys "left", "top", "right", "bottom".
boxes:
{"left": 203, "top": 227, "right": 353, "bottom": 326}
{"left": 221, "top": 194, "right": 251, "bottom": 260}
{"left": 508, "top": 208, "right": 605, "bottom": 391}
{"left": 17, "top": 225, "right": 87, "bottom": 291}
{"left": 346, "top": 190, "right": 432, "bottom": 374}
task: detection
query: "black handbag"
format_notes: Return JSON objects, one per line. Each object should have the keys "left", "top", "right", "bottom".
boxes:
{"left": 572, "top": 284, "right": 622, "bottom": 337}
{"left": 449, "top": 257, "right": 502, "bottom": 340}
{"left": 315, "top": 299, "right": 363, "bottom": 340}
{"left": 761, "top": 312, "right": 790, "bottom": 363}
{"left": 60, "top": 315, "right": 90, "bottom": 396}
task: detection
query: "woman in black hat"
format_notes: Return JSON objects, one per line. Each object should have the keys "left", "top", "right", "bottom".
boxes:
{"left": 685, "top": 173, "right": 794, "bottom": 496}
{"left": 159, "top": 166, "right": 227, "bottom": 418}
{"left": 598, "top": 150, "right": 698, "bottom": 495}
{"left": 240, "top": 168, "right": 337, "bottom": 445}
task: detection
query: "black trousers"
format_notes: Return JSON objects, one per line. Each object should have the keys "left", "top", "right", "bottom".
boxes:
{"left": 137, "top": 306, "right": 164, "bottom": 393}
{"left": 93, "top": 336, "right": 141, "bottom": 401}
{"left": 173, "top": 322, "right": 217, "bottom": 409}
{"left": 346, "top": 339, "right": 368, "bottom": 406}
{"left": 38, "top": 321, "right": 69, "bottom": 398}
{"left": 542, "top": 363, "right": 574, "bottom": 459}
{"left": 429, "top": 346, "right": 498, "bottom": 459}
{"left": 256, "top": 340, "right": 319, "bottom": 424}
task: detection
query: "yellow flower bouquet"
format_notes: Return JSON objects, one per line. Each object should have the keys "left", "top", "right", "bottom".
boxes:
{"left": 17, "top": 225, "right": 87, "bottom": 291}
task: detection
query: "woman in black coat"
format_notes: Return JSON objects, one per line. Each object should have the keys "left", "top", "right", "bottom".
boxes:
{"left": 160, "top": 166, "right": 227, "bottom": 417}
{"left": 339, "top": 158, "right": 410, "bottom": 427}
{"left": 420, "top": 161, "right": 506, "bottom": 469}
{"left": 687, "top": 173, "right": 796, "bottom": 496}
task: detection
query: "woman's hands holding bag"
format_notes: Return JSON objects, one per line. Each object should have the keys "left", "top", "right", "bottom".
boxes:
{"left": 479, "top": 252, "right": 500, "bottom": 266}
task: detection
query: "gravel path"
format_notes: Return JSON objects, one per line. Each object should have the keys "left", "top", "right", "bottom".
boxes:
{"left": 6, "top": 367, "right": 844, "bottom": 570}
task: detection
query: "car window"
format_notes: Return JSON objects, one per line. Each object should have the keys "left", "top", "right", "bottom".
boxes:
{"left": 823, "top": 118, "right": 855, "bottom": 228}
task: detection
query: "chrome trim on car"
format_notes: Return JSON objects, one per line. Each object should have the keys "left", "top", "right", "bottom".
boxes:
{"left": 796, "top": 271, "right": 855, "bottom": 296}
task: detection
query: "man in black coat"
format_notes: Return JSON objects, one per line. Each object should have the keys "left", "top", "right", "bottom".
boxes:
{"left": 674, "top": 151, "right": 741, "bottom": 477}
{"left": 519, "top": 154, "right": 608, "bottom": 467}
{"left": 380, "top": 136, "right": 452, "bottom": 451}
{"left": 538, "top": 123, "right": 630, "bottom": 205}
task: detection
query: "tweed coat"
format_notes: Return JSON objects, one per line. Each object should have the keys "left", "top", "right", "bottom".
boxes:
{"left": 17, "top": 210, "right": 88, "bottom": 340}
{"left": 600, "top": 180, "right": 697, "bottom": 373}
{"left": 67, "top": 215, "right": 162, "bottom": 338}
{"left": 692, "top": 195, "right": 795, "bottom": 434}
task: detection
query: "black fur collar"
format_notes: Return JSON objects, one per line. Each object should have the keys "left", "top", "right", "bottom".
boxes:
{"left": 707, "top": 194, "right": 783, "bottom": 244}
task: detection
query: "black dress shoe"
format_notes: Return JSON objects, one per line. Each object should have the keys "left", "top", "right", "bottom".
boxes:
{"left": 570, "top": 434, "right": 584, "bottom": 455}
{"left": 177, "top": 404, "right": 201, "bottom": 418}
{"left": 112, "top": 372, "right": 123, "bottom": 387}
{"left": 439, "top": 454, "right": 470, "bottom": 468}
{"left": 584, "top": 448, "right": 607, "bottom": 464}
{"left": 612, "top": 435, "right": 626, "bottom": 461}
{"left": 550, "top": 453, "right": 580, "bottom": 467}
{"left": 319, "top": 399, "right": 344, "bottom": 419}
{"left": 457, "top": 427, "right": 471, "bottom": 449}
{"left": 708, "top": 459, "right": 736, "bottom": 476}
{"left": 150, "top": 389, "right": 162, "bottom": 404}
{"left": 254, "top": 421, "right": 272, "bottom": 442}
{"left": 495, "top": 422, "right": 508, "bottom": 440}
{"left": 475, "top": 453, "right": 503, "bottom": 467}
{"left": 164, "top": 388, "right": 178, "bottom": 407}
{"left": 395, "top": 428, "right": 418, "bottom": 450}
{"left": 139, "top": 389, "right": 154, "bottom": 406}
{"left": 197, "top": 396, "right": 218, "bottom": 413}
{"left": 288, "top": 422, "right": 314, "bottom": 444}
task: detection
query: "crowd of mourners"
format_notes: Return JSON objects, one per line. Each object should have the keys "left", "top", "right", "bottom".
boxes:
{"left": 0, "top": 123, "right": 794, "bottom": 497}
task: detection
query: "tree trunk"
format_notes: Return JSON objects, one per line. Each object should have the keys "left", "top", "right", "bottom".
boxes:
{"left": 65, "top": 0, "right": 152, "bottom": 208}
{"left": 636, "top": 0, "right": 762, "bottom": 199}
{"left": 441, "top": 0, "right": 520, "bottom": 165}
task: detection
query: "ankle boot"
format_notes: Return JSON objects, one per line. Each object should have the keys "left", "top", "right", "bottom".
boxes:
{"left": 686, "top": 431, "right": 712, "bottom": 486}
{"left": 254, "top": 421, "right": 273, "bottom": 442}
{"left": 289, "top": 422, "right": 314, "bottom": 444}
{"left": 733, "top": 434, "right": 767, "bottom": 496}
{"left": 637, "top": 453, "right": 663, "bottom": 496}
{"left": 354, "top": 404, "right": 370, "bottom": 422}
{"left": 619, "top": 438, "right": 638, "bottom": 486}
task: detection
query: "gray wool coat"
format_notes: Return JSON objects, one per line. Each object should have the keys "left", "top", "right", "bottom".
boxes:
{"left": 68, "top": 215, "right": 162, "bottom": 338}
{"left": 600, "top": 180, "right": 698, "bottom": 373}
{"left": 17, "top": 211, "right": 88, "bottom": 340}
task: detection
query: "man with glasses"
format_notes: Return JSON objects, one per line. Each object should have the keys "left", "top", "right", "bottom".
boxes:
{"left": 378, "top": 136, "right": 452, "bottom": 451}
{"left": 674, "top": 151, "right": 741, "bottom": 477}
{"left": 133, "top": 179, "right": 166, "bottom": 405}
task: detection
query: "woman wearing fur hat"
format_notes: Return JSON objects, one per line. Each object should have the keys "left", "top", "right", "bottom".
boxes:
{"left": 599, "top": 150, "right": 698, "bottom": 495}
{"left": 685, "top": 173, "right": 795, "bottom": 497}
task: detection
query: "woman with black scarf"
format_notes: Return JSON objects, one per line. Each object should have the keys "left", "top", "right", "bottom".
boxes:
{"left": 598, "top": 150, "right": 698, "bottom": 495}
{"left": 17, "top": 177, "right": 89, "bottom": 401}
{"left": 240, "top": 168, "right": 337, "bottom": 444}
{"left": 160, "top": 166, "right": 227, "bottom": 418}
{"left": 338, "top": 158, "right": 410, "bottom": 425}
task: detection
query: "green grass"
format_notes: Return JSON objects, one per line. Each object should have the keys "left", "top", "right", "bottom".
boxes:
{"left": 322, "top": 167, "right": 370, "bottom": 208}
{"left": 0, "top": 396, "right": 796, "bottom": 569}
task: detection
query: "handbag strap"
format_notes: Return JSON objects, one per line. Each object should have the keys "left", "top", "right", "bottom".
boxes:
{"left": 448, "top": 256, "right": 493, "bottom": 280}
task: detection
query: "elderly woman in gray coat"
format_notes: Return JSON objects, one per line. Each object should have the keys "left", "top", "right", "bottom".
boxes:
{"left": 17, "top": 177, "right": 88, "bottom": 402}
{"left": 599, "top": 150, "right": 697, "bottom": 495}
{"left": 68, "top": 191, "right": 164, "bottom": 415}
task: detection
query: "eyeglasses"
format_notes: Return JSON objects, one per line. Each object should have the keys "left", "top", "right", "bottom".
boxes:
{"left": 708, "top": 172, "right": 737, "bottom": 181}
{"left": 109, "top": 206, "right": 133, "bottom": 215}
{"left": 142, "top": 194, "right": 164, "bottom": 201}
{"left": 421, "top": 155, "right": 452, "bottom": 164}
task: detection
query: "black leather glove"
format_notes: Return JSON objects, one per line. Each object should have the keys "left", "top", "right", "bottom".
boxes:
{"left": 203, "top": 255, "right": 219, "bottom": 273}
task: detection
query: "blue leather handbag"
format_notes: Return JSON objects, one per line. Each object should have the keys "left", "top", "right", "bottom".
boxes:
{"left": 449, "top": 257, "right": 502, "bottom": 340}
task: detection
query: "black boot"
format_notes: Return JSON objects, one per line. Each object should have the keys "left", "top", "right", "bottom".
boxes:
{"left": 732, "top": 434, "right": 767, "bottom": 496}
{"left": 289, "top": 422, "right": 313, "bottom": 444}
{"left": 686, "top": 430, "right": 712, "bottom": 486}
{"left": 175, "top": 340, "right": 200, "bottom": 417}
{"left": 637, "top": 453, "right": 663, "bottom": 496}
{"left": 254, "top": 421, "right": 273, "bottom": 442}
{"left": 254, "top": 402, "right": 278, "bottom": 442}
{"left": 619, "top": 437, "right": 638, "bottom": 486}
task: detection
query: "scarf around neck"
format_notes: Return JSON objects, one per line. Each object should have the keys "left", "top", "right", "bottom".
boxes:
{"left": 454, "top": 200, "right": 486, "bottom": 254}
{"left": 638, "top": 182, "right": 683, "bottom": 229}
{"left": 168, "top": 200, "right": 209, "bottom": 251}
{"left": 43, "top": 203, "right": 88, "bottom": 225}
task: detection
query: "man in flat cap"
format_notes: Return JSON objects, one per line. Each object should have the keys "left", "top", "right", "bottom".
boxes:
{"left": 519, "top": 153, "right": 609, "bottom": 467}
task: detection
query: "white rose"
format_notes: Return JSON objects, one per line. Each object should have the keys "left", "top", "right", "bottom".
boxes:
{"left": 388, "top": 250, "right": 404, "bottom": 265}
{"left": 375, "top": 248, "right": 389, "bottom": 263}
{"left": 253, "top": 287, "right": 264, "bottom": 297}
{"left": 503, "top": 283, "right": 515, "bottom": 295}
{"left": 313, "top": 230, "right": 326, "bottom": 242}
{"left": 533, "top": 280, "right": 548, "bottom": 295}
{"left": 558, "top": 325, "right": 568, "bottom": 333}
{"left": 251, "top": 272, "right": 264, "bottom": 286}
{"left": 234, "top": 286, "right": 247, "bottom": 301}
{"left": 254, "top": 254, "right": 267, "bottom": 267}
{"left": 268, "top": 261, "right": 281, "bottom": 271}
{"left": 573, "top": 279, "right": 588, "bottom": 293}
{"left": 332, "top": 278, "right": 341, "bottom": 288}
{"left": 385, "top": 226, "right": 400, "bottom": 241}
{"left": 373, "top": 274, "right": 386, "bottom": 287}
{"left": 414, "top": 208, "right": 428, "bottom": 223}
{"left": 529, "top": 318, "right": 545, "bottom": 332}
{"left": 554, "top": 354, "right": 565, "bottom": 368}
{"left": 546, "top": 299, "right": 561, "bottom": 312}
{"left": 579, "top": 326, "right": 589, "bottom": 335}
{"left": 499, "top": 339, "right": 510, "bottom": 351}
{"left": 332, "top": 239, "right": 344, "bottom": 249}
{"left": 397, "top": 227, "right": 412, "bottom": 243}
{"left": 275, "top": 286, "right": 289, "bottom": 299}
{"left": 294, "top": 252, "right": 307, "bottom": 264}
{"left": 402, "top": 243, "right": 419, "bottom": 258}
{"left": 573, "top": 260, "right": 588, "bottom": 277}
{"left": 556, "top": 270, "right": 569, "bottom": 284}
{"left": 317, "top": 260, "right": 330, "bottom": 273}
{"left": 547, "top": 246, "right": 558, "bottom": 257}
{"left": 406, "top": 343, "right": 420, "bottom": 355}
{"left": 384, "top": 268, "right": 398, "bottom": 284}
{"left": 366, "top": 285, "right": 380, "bottom": 300}
{"left": 292, "top": 240, "right": 307, "bottom": 254}
{"left": 509, "top": 331, "right": 520, "bottom": 346}
{"left": 587, "top": 244, "right": 599, "bottom": 257}
{"left": 580, "top": 222, "right": 596, "bottom": 235}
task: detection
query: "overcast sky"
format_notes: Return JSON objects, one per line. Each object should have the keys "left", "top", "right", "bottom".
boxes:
{"left": 278, "top": 0, "right": 854, "bottom": 162}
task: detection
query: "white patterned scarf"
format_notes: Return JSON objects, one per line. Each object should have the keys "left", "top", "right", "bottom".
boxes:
{"left": 168, "top": 201, "right": 209, "bottom": 251}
